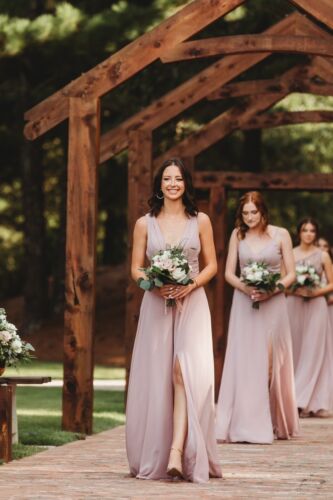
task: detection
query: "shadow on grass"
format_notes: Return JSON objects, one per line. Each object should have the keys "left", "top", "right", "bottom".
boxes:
{"left": 9, "top": 387, "right": 125, "bottom": 460}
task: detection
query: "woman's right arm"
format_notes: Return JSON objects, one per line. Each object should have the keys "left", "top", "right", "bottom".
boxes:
{"left": 225, "top": 229, "right": 251, "bottom": 296}
{"left": 131, "top": 217, "right": 148, "bottom": 282}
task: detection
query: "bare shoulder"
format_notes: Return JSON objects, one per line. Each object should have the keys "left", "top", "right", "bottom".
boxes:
{"left": 197, "top": 211, "right": 211, "bottom": 229}
{"left": 230, "top": 227, "right": 240, "bottom": 241}
{"left": 269, "top": 225, "right": 290, "bottom": 240}
{"left": 322, "top": 250, "right": 331, "bottom": 264}
{"left": 135, "top": 215, "right": 148, "bottom": 234}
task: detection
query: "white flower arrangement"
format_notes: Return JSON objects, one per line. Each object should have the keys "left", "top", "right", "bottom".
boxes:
{"left": 138, "top": 246, "right": 193, "bottom": 307}
{"left": 290, "top": 263, "right": 321, "bottom": 298}
{"left": 241, "top": 261, "right": 282, "bottom": 309}
{"left": 0, "top": 308, "right": 35, "bottom": 369}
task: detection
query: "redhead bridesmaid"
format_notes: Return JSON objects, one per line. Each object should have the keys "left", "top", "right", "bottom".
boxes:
{"left": 216, "top": 191, "right": 299, "bottom": 444}
{"left": 287, "top": 218, "right": 333, "bottom": 417}
{"left": 126, "top": 158, "right": 222, "bottom": 483}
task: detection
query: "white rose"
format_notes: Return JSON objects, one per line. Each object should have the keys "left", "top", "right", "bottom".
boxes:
{"left": 254, "top": 271, "right": 263, "bottom": 281}
{"left": 172, "top": 268, "right": 187, "bottom": 282}
{"left": 11, "top": 339, "right": 22, "bottom": 353}
{"left": 5, "top": 322, "right": 17, "bottom": 332}
{"left": 0, "top": 330, "right": 12, "bottom": 343}
{"left": 297, "top": 275, "right": 306, "bottom": 285}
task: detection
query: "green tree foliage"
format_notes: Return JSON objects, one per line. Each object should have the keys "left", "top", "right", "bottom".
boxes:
{"left": 1, "top": 0, "right": 333, "bottom": 322}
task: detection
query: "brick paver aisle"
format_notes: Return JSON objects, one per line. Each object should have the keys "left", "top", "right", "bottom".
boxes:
{"left": 0, "top": 419, "right": 332, "bottom": 499}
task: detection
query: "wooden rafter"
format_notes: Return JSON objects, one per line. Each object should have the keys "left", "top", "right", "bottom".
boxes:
{"left": 194, "top": 171, "right": 333, "bottom": 190}
{"left": 290, "top": 0, "right": 333, "bottom": 31}
{"left": 153, "top": 64, "right": 309, "bottom": 166}
{"left": 99, "top": 13, "right": 299, "bottom": 164}
{"left": 241, "top": 110, "right": 333, "bottom": 130}
{"left": 23, "top": 0, "right": 247, "bottom": 140}
{"left": 207, "top": 72, "right": 333, "bottom": 100}
{"left": 161, "top": 35, "right": 333, "bottom": 63}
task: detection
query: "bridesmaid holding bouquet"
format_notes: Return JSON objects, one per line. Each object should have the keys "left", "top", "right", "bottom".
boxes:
{"left": 216, "top": 191, "right": 299, "bottom": 444}
{"left": 287, "top": 218, "right": 333, "bottom": 417}
{"left": 126, "top": 158, "right": 221, "bottom": 483}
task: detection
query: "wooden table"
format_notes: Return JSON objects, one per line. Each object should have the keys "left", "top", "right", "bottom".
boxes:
{"left": 0, "top": 376, "right": 52, "bottom": 462}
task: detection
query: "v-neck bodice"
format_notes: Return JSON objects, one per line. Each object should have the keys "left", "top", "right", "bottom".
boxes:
{"left": 239, "top": 235, "right": 282, "bottom": 273}
{"left": 146, "top": 213, "right": 201, "bottom": 277}
{"left": 295, "top": 249, "right": 323, "bottom": 276}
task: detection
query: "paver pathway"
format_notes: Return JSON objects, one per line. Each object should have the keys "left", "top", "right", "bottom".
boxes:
{"left": 0, "top": 418, "right": 332, "bottom": 499}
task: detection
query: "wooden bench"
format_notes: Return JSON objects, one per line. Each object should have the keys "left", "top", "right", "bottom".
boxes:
{"left": 0, "top": 376, "right": 52, "bottom": 462}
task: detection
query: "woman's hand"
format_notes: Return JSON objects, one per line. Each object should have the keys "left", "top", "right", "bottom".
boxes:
{"left": 250, "top": 289, "right": 273, "bottom": 303}
{"left": 159, "top": 283, "right": 197, "bottom": 300}
{"left": 294, "top": 287, "right": 315, "bottom": 298}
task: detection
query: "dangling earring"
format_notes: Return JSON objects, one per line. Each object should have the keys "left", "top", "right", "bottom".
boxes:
{"left": 155, "top": 191, "right": 164, "bottom": 200}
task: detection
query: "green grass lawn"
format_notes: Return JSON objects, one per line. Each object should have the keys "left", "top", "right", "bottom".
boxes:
{"left": 1, "top": 361, "right": 125, "bottom": 463}
{"left": 8, "top": 387, "right": 125, "bottom": 461}
{"left": 5, "top": 360, "right": 125, "bottom": 380}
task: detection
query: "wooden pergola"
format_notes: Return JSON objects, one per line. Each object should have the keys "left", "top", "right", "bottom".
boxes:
{"left": 24, "top": 0, "right": 333, "bottom": 433}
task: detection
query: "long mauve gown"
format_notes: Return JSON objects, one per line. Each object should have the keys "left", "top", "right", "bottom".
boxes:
{"left": 216, "top": 232, "right": 299, "bottom": 443}
{"left": 287, "top": 250, "right": 333, "bottom": 413}
{"left": 126, "top": 214, "right": 222, "bottom": 483}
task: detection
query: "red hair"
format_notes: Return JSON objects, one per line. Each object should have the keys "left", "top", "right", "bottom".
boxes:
{"left": 235, "top": 191, "right": 269, "bottom": 239}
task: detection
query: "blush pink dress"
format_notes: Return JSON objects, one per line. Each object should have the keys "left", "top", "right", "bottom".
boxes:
{"left": 126, "top": 214, "right": 222, "bottom": 483}
{"left": 287, "top": 250, "right": 333, "bottom": 413}
{"left": 216, "top": 231, "right": 299, "bottom": 443}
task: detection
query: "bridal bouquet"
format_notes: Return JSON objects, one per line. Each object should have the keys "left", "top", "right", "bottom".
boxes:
{"left": 138, "top": 246, "right": 193, "bottom": 307}
{"left": 0, "top": 308, "right": 35, "bottom": 369}
{"left": 241, "top": 261, "right": 282, "bottom": 309}
{"left": 289, "top": 263, "right": 320, "bottom": 299}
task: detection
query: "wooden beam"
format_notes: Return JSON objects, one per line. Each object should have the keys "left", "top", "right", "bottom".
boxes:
{"left": 24, "top": 0, "right": 247, "bottom": 139}
{"left": 290, "top": 0, "right": 333, "bottom": 31}
{"left": 62, "top": 97, "right": 100, "bottom": 434}
{"left": 161, "top": 35, "right": 333, "bottom": 62}
{"left": 209, "top": 187, "right": 228, "bottom": 401}
{"left": 207, "top": 73, "right": 333, "bottom": 100}
{"left": 0, "top": 385, "right": 12, "bottom": 462}
{"left": 98, "top": 12, "right": 299, "bottom": 163}
{"left": 153, "top": 67, "right": 305, "bottom": 166}
{"left": 193, "top": 171, "right": 333, "bottom": 191}
{"left": 125, "top": 130, "right": 153, "bottom": 394}
{"left": 241, "top": 110, "right": 333, "bottom": 130}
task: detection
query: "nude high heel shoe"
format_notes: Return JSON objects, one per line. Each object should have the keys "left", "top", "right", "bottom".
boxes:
{"left": 167, "top": 447, "right": 184, "bottom": 479}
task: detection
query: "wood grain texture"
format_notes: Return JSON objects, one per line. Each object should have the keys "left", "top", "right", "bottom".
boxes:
{"left": 194, "top": 171, "right": 333, "bottom": 190}
{"left": 209, "top": 187, "right": 228, "bottom": 401}
{"left": 161, "top": 35, "right": 333, "bottom": 62}
{"left": 241, "top": 110, "right": 333, "bottom": 130}
{"left": 62, "top": 97, "right": 100, "bottom": 434}
{"left": 99, "top": 12, "right": 299, "bottom": 163}
{"left": 291, "top": 0, "right": 333, "bottom": 30}
{"left": 24, "top": 0, "right": 246, "bottom": 139}
{"left": 125, "top": 130, "right": 152, "bottom": 395}
{"left": 0, "top": 385, "right": 12, "bottom": 462}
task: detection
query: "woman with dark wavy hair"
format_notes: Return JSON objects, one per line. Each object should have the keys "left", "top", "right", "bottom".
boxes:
{"left": 287, "top": 218, "right": 333, "bottom": 417}
{"left": 126, "top": 158, "right": 221, "bottom": 483}
{"left": 216, "top": 191, "right": 299, "bottom": 443}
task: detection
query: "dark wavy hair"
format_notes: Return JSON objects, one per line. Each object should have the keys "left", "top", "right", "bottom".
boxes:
{"left": 235, "top": 191, "right": 269, "bottom": 240}
{"left": 148, "top": 158, "right": 198, "bottom": 217}
{"left": 297, "top": 217, "right": 319, "bottom": 244}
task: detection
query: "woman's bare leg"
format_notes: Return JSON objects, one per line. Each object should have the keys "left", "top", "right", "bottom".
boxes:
{"left": 167, "top": 358, "right": 187, "bottom": 477}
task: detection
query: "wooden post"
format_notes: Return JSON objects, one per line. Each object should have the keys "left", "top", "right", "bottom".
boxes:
{"left": 0, "top": 385, "right": 12, "bottom": 462}
{"left": 209, "top": 187, "right": 228, "bottom": 400}
{"left": 125, "top": 130, "right": 153, "bottom": 393}
{"left": 62, "top": 97, "right": 100, "bottom": 434}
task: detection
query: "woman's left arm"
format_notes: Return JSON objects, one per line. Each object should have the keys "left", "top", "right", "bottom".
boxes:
{"left": 279, "top": 228, "right": 296, "bottom": 289}
{"left": 171, "top": 213, "right": 217, "bottom": 300}
{"left": 310, "top": 252, "right": 333, "bottom": 298}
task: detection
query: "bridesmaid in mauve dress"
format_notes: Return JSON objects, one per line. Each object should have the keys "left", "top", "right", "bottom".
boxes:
{"left": 216, "top": 191, "right": 299, "bottom": 444}
{"left": 317, "top": 237, "right": 333, "bottom": 332}
{"left": 287, "top": 219, "right": 333, "bottom": 417}
{"left": 126, "top": 158, "right": 222, "bottom": 483}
